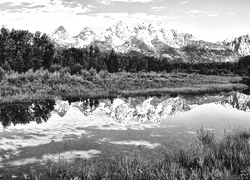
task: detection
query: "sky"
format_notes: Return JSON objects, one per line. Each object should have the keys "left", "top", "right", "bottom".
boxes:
{"left": 0, "top": 0, "right": 249, "bottom": 42}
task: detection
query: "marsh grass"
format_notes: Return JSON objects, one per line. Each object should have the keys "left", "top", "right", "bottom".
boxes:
{"left": 3, "top": 127, "right": 249, "bottom": 180}
{"left": 0, "top": 70, "right": 247, "bottom": 103}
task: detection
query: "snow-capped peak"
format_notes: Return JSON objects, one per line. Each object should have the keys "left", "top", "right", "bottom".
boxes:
{"left": 50, "top": 21, "right": 242, "bottom": 62}
{"left": 220, "top": 34, "right": 250, "bottom": 56}
{"left": 79, "top": 27, "right": 95, "bottom": 35}
{"left": 53, "top": 26, "right": 68, "bottom": 36}
{"left": 74, "top": 27, "right": 96, "bottom": 47}
{"left": 51, "top": 26, "right": 77, "bottom": 47}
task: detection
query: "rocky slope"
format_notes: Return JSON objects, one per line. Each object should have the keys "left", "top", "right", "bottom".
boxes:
{"left": 51, "top": 26, "right": 78, "bottom": 48}
{"left": 219, "top": 34, "right": 250, "bottom": 56}
{"left": 51, "top": 21, "right": 240, "bottom": 62}
{"left": 73, "top": 27, "right": 96, "bottom": 47}
{"left": 53, "top": 91, "right": 250, "bottom": 123}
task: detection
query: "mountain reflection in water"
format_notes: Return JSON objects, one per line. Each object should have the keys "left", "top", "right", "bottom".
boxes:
{"left": 0, "top": 91, "right": 250, "bottom": 128}
{"left": 0, "top": 92, "right": 249, "bottom": 176}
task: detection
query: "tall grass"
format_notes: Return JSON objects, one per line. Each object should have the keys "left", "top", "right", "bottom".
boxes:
{"left": 3, "top": 127, "right": 249, "bottom": 180}
{"left": 0, "top": 69, "right": 247, "bottom": 103}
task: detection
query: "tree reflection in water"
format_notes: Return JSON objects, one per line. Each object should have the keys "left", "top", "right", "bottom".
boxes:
{"left": 72, "top": 98, "right": 100, "bottom": 116}
{"left": 0, "top": 99, "right": 55, "bottom": 128}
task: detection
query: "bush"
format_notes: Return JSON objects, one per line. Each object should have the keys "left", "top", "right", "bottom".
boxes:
{"left": 0, "top": 67, "right": 6, "bottom": 81}
{"left": 98, "top": 69, "right": 110, "bottom": 79}
{"left": 89, "top": 68, "right": 97, "bottom": 77}
{"left": 247, "top": 66, "right": 250, "bottom": 76}
{"left": 49, "top": 64, "right": 63, "bottom": 73}
{"left": 70, "top": 63, "right": 83, "bottom": 75}
{"left": 171, "top": 127, "right": 250, "bottom": 179}
{"left": 2, "top": 61, "right": 11, "bottom": 72}
{"left": 81, "top": 69, "right": 90, "bottom": 80}
{"left": 59, "top": 67, "right": 70, "bottom": 75}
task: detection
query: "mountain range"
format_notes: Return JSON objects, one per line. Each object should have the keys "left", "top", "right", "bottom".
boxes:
{"left": 50, "top": 21, "right": 250, "bottom": 62}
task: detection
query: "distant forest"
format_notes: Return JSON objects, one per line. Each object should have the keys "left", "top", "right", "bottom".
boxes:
{"left": 0, "top": 27, "right": 250, "bottom": 75}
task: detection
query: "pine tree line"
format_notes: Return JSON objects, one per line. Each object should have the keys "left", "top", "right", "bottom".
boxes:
{"left": 1, "top": 27, "right": 250, "bottom": 75}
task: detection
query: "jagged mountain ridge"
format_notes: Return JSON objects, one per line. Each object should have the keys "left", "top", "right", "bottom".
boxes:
{"left": 73, "top": 27, "right": 96, "bottom": 47}
{"left": 219, "top": 34, "right": 250, "bottom": 56}
{"left": 51, "top": 26, "right": 78, "bottom": 48}
{"left": 50, "top": 21, "right": 242, "bottom": 62}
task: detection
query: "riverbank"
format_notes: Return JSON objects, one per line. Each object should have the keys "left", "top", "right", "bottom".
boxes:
{"left": 2, "top": 127, "right": 250, "bottom": 180}
{"left": 0, "top": 69, "right": 248, "bottom": 103}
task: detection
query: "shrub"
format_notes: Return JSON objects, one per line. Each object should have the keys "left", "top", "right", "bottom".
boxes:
{"left": 70, "top": 63, "right": 83, "bottom": 75}
{"left": 196, "top": 127, "right": 216, "bottom": 146}
{"left": 81, "top": 69, "right": 90, "bottom": 80}
{"left": 59, "top": 67, "right": 71, "bottom": 78}
{"left": 0, "top": 67, "right": 6, "bottom": 81}
{"left": 89, "top": 68, "right": 97, "bottom": 77}
{"left": 98, "top": 69, "right": 110, "bottom": 79}
{"left": 2, "top": 61, "right": 11, "bottom": 71}
{"left": 49, "top": 64, "right": 63, "bottom": 73}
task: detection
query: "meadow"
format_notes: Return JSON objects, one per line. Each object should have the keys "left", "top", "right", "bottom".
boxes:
{"left": 0, "top": 68, "right": 247, "bottom": 103}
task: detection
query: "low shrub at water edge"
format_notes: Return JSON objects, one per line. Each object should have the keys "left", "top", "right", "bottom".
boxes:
{"left": 3, "top": 127, "right": 249, "bottom": 180}
{"left": 0, "top": 69, "right": 247, "bottom": 103}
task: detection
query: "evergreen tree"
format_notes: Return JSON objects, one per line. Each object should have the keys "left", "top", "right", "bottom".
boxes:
{"left": 10, "top": 51, "right": 25, "bottom": 73}
{"left": 129, "top": 56, "right": 139, "bottom": 72}
{"left": 2, "top": 61, "right": 11, "bottom": 71}
{"left": 0, "top": 27, "right": 10, "bottom": 65}
{"left": 107, "top": 49, "right": 118, "bottom": 73}
{"left": 32, "top": 57, "right": 43, "bottom": 71}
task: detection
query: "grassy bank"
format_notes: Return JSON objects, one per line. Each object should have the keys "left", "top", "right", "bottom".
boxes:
{"left": 0, "top": 69, "right": 247, "bottom": 103}
{"left": 2, "top": 127, "right": 250, "bottom": 180}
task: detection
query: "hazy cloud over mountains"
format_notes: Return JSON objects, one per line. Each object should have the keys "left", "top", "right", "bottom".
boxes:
{"left": 0, "top": 0, "right": 249, "bottom": 42}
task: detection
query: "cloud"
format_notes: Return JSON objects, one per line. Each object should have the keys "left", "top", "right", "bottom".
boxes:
{"left": 0, "top": 0, "right": 93, "bottom": 34}
{"left": 87, "top": 4, "right": 95, "bottom": 8}
{"left": 0, "top": 0, "right": 179, "bottom": 37}
{"left": 0, "top": 0, "right": 55, "bottom": 6}
{"left": 151, "top": 6, "right": 167, "bottom": 11}
{"left": 98, "top": 0, "right": 112, "bottom": 5}
{"left": 225, "top": 12, "right": 235, "bottom": 15}
{"left": 98, "top": 0, "right": 154, "bottom": 4}
{"left": 180, "top": 0, "right": 190, "bottom": 5}
{"left": 207, "top": 13, "right": 218, "bottom": 17}
{"left": 130, "top": 0, "right": 154, "bottom": 2}
{"left": 6, "top": 150, "right": 101, "bottom": 167}
{"left": 187, "top": 10, "right": 200, "bottom": 14}
{"left": 187, "top": 10, "right": 219, "bottom": 17}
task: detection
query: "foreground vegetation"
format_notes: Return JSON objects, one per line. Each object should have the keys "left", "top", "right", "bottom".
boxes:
{"left": 0, "top": 68, "right": 247, "bottom": 103}
{"left": 2, "top": 127, "right": 250, "bottom": 180}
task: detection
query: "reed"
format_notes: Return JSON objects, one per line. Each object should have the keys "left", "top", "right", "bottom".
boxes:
{"left": 0, "top": 69, "right": 247, "bottom": 103}
{"left": 10, "top": 127, "right": 248, "bottom": 180}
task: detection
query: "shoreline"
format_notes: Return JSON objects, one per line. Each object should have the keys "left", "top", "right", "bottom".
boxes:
{"left": 0, "top": 83, "right": 248, "bottom": 104}
{"left": 0, "top": 70, "right": 248, "bottom": 103}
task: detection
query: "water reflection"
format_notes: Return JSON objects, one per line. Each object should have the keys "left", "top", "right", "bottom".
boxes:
{"left": 0, "top": 99, "right": 55, "bottom": 128}
{"left": 73, "top": 98, "right": 100, "bottom": 116}
{"left": 0, "top": 98, "right": 101, "bottom": 128}
{"left": 1, "top": 91, "right": 250, "bottom": 128}
{"left": 55, "top": 98, "right": 100, "bottom": 117}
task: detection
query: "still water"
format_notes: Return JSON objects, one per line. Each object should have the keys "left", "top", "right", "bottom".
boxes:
{"left": 0, "top": 91, "right": 250, "bottom": 176}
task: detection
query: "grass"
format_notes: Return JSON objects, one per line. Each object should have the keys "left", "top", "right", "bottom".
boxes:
{"left": 0, "top": 69, "right": 247, "bottom": 103}
{"left": 2, "top": 127, "right": 250, "bottom": 180}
